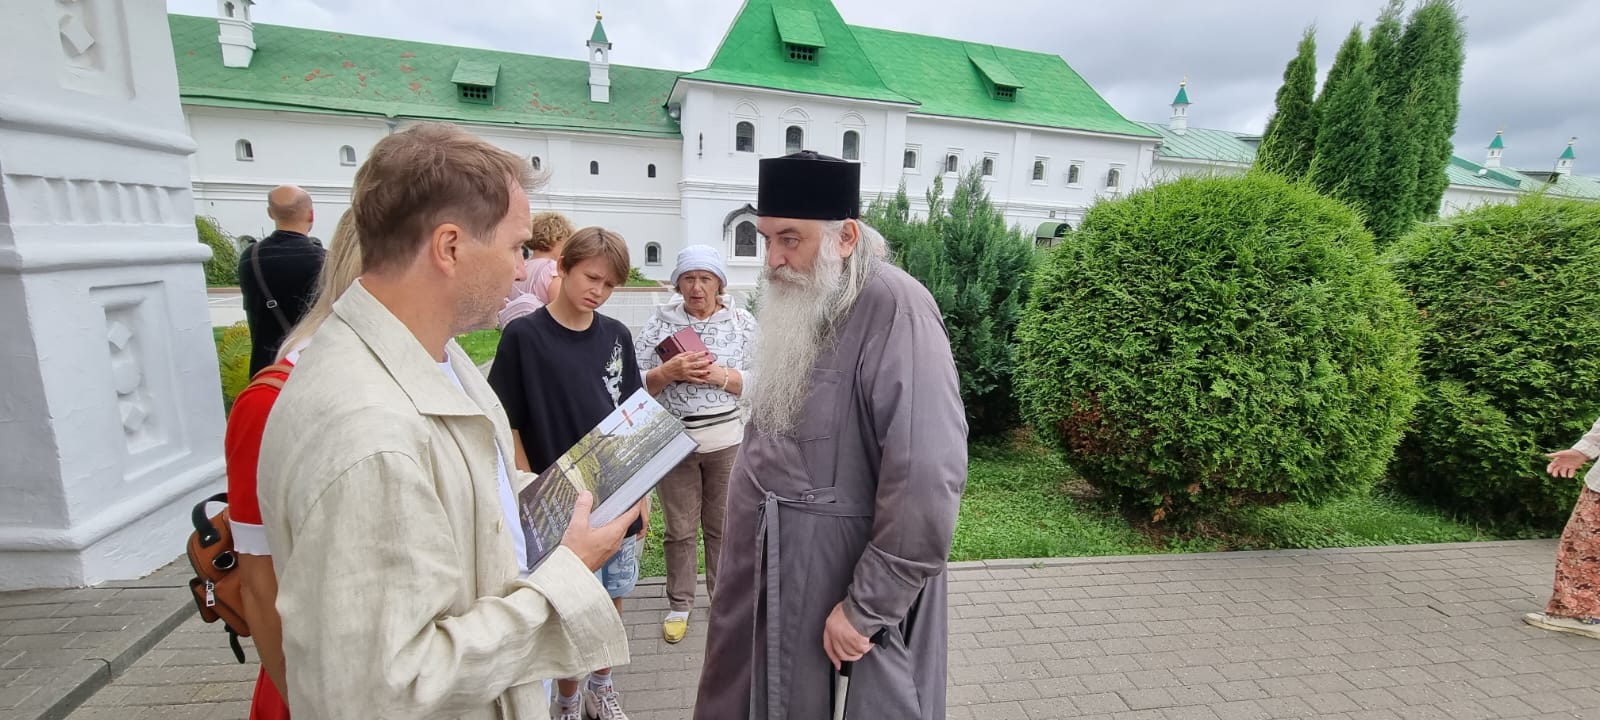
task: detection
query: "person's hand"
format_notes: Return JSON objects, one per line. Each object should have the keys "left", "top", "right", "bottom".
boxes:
{"left": 1546, "top": 449, "right": 1590, "bottom": 479}
{"left": 822, "top": 602, "right": 873, "bottom": 671}
{"left": 660, "top": 351, "right": 713, "bottom": 383}
{"left": 560, "top": 491, "right": 641, "bottom": 571}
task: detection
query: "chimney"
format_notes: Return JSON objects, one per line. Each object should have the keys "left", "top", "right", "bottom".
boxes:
{"left": 587, "top": 11, "right": 612, "bottom": 103}
{"left": 1169, "top": 77, "right": 1190, "bottom": 136}
{"left": 1485, "top": 129, "right": 1503, "bottom": 169}
{"left": 217, "top": 0, "right": 256, "bottom": 69}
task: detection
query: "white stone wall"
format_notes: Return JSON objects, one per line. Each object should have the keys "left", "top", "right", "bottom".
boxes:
{"left": 1150, "top": 158, "right": 1250, "bottom": 184}
{"left": 1440, "top": 185, "right": 1521, "bottom": 216}
{"left": 183, "top": 107, "right": 683, "bottom": 278}
{"left": 1, "top": 0, "right": 225, "bottom": 589}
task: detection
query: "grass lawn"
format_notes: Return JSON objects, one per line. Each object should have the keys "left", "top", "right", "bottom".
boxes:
{"left": 632, "top": 439, "right": 1509, "bottom": 580}
{"left": 218, "top": 327, "right": 1517, "bottom": 578}
{"left": 456, "top": 329, "right": 501, "bottom": 364}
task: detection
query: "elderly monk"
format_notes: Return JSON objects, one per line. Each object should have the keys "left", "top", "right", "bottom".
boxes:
{"left": 693, "top": 151, "right": 967, "bottom": 719}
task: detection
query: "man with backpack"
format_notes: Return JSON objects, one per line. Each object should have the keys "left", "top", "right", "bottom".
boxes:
{"left": 237, "top": 185, "right": 324, "bottom": 375}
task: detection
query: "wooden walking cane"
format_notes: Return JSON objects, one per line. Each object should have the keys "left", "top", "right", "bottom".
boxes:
{"left": 832, "top": 629, "right": 886, "bottom": 720}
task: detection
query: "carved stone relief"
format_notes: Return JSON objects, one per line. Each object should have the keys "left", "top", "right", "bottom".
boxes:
{"left": 57, "top": 0, "right": 133, "bottom": 98}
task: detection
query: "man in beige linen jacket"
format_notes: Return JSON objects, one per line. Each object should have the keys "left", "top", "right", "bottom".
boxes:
{"left": 258, "top": 123, "right": 638, "bottom": 720}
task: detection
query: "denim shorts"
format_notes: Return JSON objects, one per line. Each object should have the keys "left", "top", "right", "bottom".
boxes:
{"left": 596, "top": 534, "right": 639, "bottom": 599}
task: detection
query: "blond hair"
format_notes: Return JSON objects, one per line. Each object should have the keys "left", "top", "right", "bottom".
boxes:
{"left": 560, "top": 227, "right": 631, "bottom": 285}
{"left": 276, "top": 210, "right": 364, "bottom": 361}
{"left": 350, "top": 122, "right": 535, "bottom": 273}
{"left": 526, "top": 211, "right": 575, "bottom": 254}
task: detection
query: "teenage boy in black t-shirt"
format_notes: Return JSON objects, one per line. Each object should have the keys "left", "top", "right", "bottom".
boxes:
{"left": 488, "top": 226, "right": 646, "bottom": 720}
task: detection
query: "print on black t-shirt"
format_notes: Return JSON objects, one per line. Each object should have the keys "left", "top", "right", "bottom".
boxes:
{"left": 487, "top": 307, "right": 646, "bottom": 536}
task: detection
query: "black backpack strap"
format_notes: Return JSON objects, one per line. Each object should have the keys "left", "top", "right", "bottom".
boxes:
{"left": 249, "top": 243, "right": 293, "bottom": 334}
{"left": 227, "top": 627, "right": 246, "bottom": 664}
{"left": 191, "top": 492, "right": 229, "bottom": 547}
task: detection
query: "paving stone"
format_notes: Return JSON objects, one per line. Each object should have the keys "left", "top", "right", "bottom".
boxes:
{"left": 4, "top": 540, "right": 1592, "bottom": 720}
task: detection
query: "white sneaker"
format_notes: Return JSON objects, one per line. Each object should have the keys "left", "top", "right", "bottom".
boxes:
{"left": 551, "top": 696, "right": 582, "bottom": 720}
{"left": 1522, "top": 611, "right": 1600, "bottom": 640}
{"left": 583, "top": 683, "right": 629, "bottom": 720}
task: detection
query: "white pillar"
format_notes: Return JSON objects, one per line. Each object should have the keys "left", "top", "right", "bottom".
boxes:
{"left": 0, "top": 0, "right": 226, "bottom": 590}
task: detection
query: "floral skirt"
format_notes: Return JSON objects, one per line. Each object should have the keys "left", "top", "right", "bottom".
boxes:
{"left": 1547, "top": 487, "right": 1600, "bottom": 620}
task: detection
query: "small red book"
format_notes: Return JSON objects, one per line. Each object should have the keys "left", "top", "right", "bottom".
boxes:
{"left": 656, "top": 326, "right": 709, "bottom": 362}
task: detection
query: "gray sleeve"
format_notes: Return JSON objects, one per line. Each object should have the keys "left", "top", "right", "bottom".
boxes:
{"left": 841, "top": 305, "right": 968, "bottom": 636}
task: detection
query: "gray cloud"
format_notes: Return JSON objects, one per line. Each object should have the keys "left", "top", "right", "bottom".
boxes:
{"left": 167, "top": 0, "right": 1593, "bottom": 172}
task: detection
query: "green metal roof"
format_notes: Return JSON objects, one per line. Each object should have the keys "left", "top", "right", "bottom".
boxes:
{"left": 1561, "top": 142, "right": 1577, "bottom": 160}
{"left": 1172, "top": 84, "right": 1190, "bottom": 105}
{"left": 772, "top": 7, "right": 827, "bottom": 48}
{"left": 450, "top": 60, "right": 499, "bottom": 87}
{"left": 679, "top": 0, "right": 912, "bottom": 105}
{"left": 1445, "top": 156, "right": 1524, "bottom": 191}
{"left": 168, "top": 14, "right": 680, "bottom": 137}
{"left": 1136, "top": 122, "right": 1256, "bottom": 164}
{"left": 851, "top": 26, "right": 1156, "bottom": 137}
{"left": 1488, "top": 131, "right": 1504, "bottom": 150}
{"left": 590, "top": 15, "right": 609, "bottom": 45}
{"left": 966, "top": 47, "right": 1022, "bottom": 89}
{"left": 1550, "top": 175, "right": 1600, "bottom": 200}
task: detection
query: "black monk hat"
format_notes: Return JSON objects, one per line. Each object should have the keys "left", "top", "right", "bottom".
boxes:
{"left": 756, "top": 151, "right": 861, "bottom": 220}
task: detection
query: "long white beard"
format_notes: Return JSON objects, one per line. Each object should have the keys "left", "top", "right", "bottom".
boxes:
{"left": 749, "top": 241, "right": 846, "bottom": 436}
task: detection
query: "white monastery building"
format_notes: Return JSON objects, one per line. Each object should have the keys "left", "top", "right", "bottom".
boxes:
{"left": 176, "top": 0, "right": 1596, "bottom": 286}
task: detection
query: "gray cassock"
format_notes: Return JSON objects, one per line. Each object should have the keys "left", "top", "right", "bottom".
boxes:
{"left": 694, "top": 262, "right": 968, "bottom": 720}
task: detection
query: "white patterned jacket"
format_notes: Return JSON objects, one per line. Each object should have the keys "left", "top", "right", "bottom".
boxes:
{"left": 633, "top": 295, "right": 759, "bottom": 418}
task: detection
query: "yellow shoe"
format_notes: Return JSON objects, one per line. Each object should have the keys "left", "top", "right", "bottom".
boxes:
{"left": 662, "top": 615, "right": 689, "bottom": 644}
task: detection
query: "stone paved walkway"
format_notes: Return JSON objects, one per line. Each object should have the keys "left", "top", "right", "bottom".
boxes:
{"left": 0, "top": 562, "right": 191, "bottom": 720}
{"left": 28, "top": 540, "right": 1600, "bottom": 719}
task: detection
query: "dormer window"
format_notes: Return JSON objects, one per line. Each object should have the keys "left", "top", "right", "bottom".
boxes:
{"left": 774, "top": 7, "right": 825, "bottom": 65}
{"left": 451, "top": 59, "right": 500, "bottom": 106}
{"left": 968, "top": 48, "right": 1024, "bottom": 104}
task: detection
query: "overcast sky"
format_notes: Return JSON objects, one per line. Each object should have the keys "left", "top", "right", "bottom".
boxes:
{"left": 169, "top": 0, "right": 1593, "bottom": 172}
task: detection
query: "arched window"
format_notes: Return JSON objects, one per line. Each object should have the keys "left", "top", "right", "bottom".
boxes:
{"left": 735, "top": 121, "right": 755, "bottom": 153}
{"left": 1107, "top": 168, "right": 1121, "bottom": 189}
{"left": 903, "top": 149, "right": 918, "bottom": 170}
{"left": 735, "top": 221, "right": 758, "bottom": 258}
{"left": 785, "top": 126, "right": 804, "bottom": 154}
{"left": 645, "top": 243, "right": 662, "bottom": 266}
{"left": 647, "top": 164, "right": 657, "bottom": 178}
{"left": 945, "top": 154, "right": 958, "bottom": 174}
{"left": 530, "top": 155, "right": 542, "bottom": 171}
{"left": 1067, "top": 164, "right": 1081, "bottom": 185}
{"left": 235, "top": 139, "right": 254, "bottom": 161}
{"left": 842, "top": 130, "right": 860, "bottom": 161}
{"left": 589, "top": 161, "right": 600, "bottom": 175}
{"left": 981, "top": 157, "right": 995, "bottom": 177}
{"left": 1032, "top": 160, "right": 1046, "bottom": 182}
{"left": 223, "top": 1, "right": 236, "bottom": 18}
{"left": 339, "top": 145, "right": 357, "bottom": 166}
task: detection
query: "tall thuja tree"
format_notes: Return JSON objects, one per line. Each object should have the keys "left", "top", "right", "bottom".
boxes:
{"left": 865, "top": 180, "right": 950, "bottom": 309}
{"left": 930, "top": 167, "right": 1036, "bottom": 437}
{"left": 1256, "top": 27, "right": 1319, "bottom": 180}
{"left": 1308, "top": 24, "right": 1382, "bottom": 214}
{"left": 1364, "top": 0, "right": 1421, "bottom": 243}
{"left": 1399, "top": 0, "right": 1466, "bottom": 220}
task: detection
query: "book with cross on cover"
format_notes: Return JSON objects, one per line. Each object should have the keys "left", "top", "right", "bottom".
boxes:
{"left": 517, "top": 388, "right": 697, "bottom": 570}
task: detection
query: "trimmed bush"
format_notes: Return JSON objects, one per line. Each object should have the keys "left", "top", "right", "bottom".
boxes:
{"left": 1016, "top": 174, "right": 1420, "bottom": 520}
{"left": 197, "top": 215, "right": 238, "bottom": 287}
{"left": 1390, "top": 196, "right": 1600, "bottom": 527}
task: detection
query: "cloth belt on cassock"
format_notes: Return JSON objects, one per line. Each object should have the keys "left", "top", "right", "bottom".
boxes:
{"left": 747, "top": 470, "right": 874, "bottom": 720}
